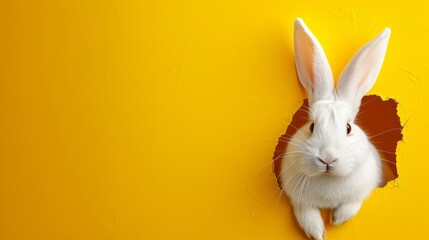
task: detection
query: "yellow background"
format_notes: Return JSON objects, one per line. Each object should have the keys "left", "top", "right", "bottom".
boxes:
{"left": 0, "top": 0, "right": 427, "bottom": 239}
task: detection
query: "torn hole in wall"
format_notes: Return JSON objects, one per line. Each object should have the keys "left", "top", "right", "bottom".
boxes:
{"left": 273, "top": 95, "right": 403, "bottom": 188}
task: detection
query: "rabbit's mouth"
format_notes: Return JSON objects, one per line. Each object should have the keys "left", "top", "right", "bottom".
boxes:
{"left": 324, "top": 166, "right": 331, "bottom": 173}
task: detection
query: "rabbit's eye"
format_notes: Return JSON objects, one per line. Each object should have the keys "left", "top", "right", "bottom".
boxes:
{"left": 347, "top": 123, "right": 352, "bottom": 135}
{"left": 309, "top": 123, "right": 314, "bottom": 133}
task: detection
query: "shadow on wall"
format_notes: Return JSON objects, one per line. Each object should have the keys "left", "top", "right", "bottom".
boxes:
{"left": 273, "top": 95, "right": 403, "bottom": 188}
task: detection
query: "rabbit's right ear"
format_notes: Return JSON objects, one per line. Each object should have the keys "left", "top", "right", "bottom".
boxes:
{"left": 294, "top": 18, "right": 334, "bottom": 106}
{"left": 335, "top": 28, "right": 390, "bottom": 117}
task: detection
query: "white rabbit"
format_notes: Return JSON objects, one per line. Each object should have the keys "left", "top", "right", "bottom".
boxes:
{"left": 279, "top": 18, "right": 390, "bottom": 240}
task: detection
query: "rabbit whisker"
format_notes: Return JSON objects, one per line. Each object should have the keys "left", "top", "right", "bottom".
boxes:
{"left": 367, "top": 127, "right": 403, "bottom": 138}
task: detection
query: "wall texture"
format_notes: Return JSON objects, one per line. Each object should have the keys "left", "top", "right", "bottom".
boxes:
{"left": 0, "top": 0, "right": 428, "bottom": 239}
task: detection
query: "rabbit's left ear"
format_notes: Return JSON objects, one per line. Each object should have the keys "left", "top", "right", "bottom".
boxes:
{"left": 294, "top": 18, "right": 334, "bottom": 106}
{"left": 336, "top": 28, "right": 391, "bottom": 115}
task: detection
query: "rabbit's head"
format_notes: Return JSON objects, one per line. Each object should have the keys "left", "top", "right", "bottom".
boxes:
{"left": 291, "top": 19, "right": 390, "bottom": 177}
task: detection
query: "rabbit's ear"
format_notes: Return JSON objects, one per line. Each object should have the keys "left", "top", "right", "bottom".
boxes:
{"left": 294, "top": 18, "right": 334, "bottom": 106}
{"left": 336, "top": 28, "right": 391, "bottom": 115}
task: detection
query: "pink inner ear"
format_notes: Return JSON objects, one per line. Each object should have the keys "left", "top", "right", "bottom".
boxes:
{"left": 355, "top": 54, "right": 375, "bottom": 92}
{"left": 295, "top": 26, "right": 315, "bottom": 86}
{"left": 356, "top": 64, "right": 369, "bottom": 90}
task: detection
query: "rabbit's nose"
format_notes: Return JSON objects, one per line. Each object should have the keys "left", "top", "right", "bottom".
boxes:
{"left": 319, "top": 149, "right": 337, "bottom": 164}
{"left": 317, "top": 157, "right": 338, "bottom": 165}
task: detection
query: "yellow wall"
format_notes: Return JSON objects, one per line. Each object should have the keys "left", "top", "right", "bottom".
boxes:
{"left": 0, "top": 0, "right": 428, "bottom": 239}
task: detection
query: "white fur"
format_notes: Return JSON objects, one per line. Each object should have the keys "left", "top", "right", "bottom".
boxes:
{"left": 280, "top": 18, "right": 390, "bottom": 240}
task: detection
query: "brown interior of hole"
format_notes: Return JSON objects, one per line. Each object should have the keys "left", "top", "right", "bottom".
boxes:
{"left": 273, "top": 95, "right": 403, "bottom": 188}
